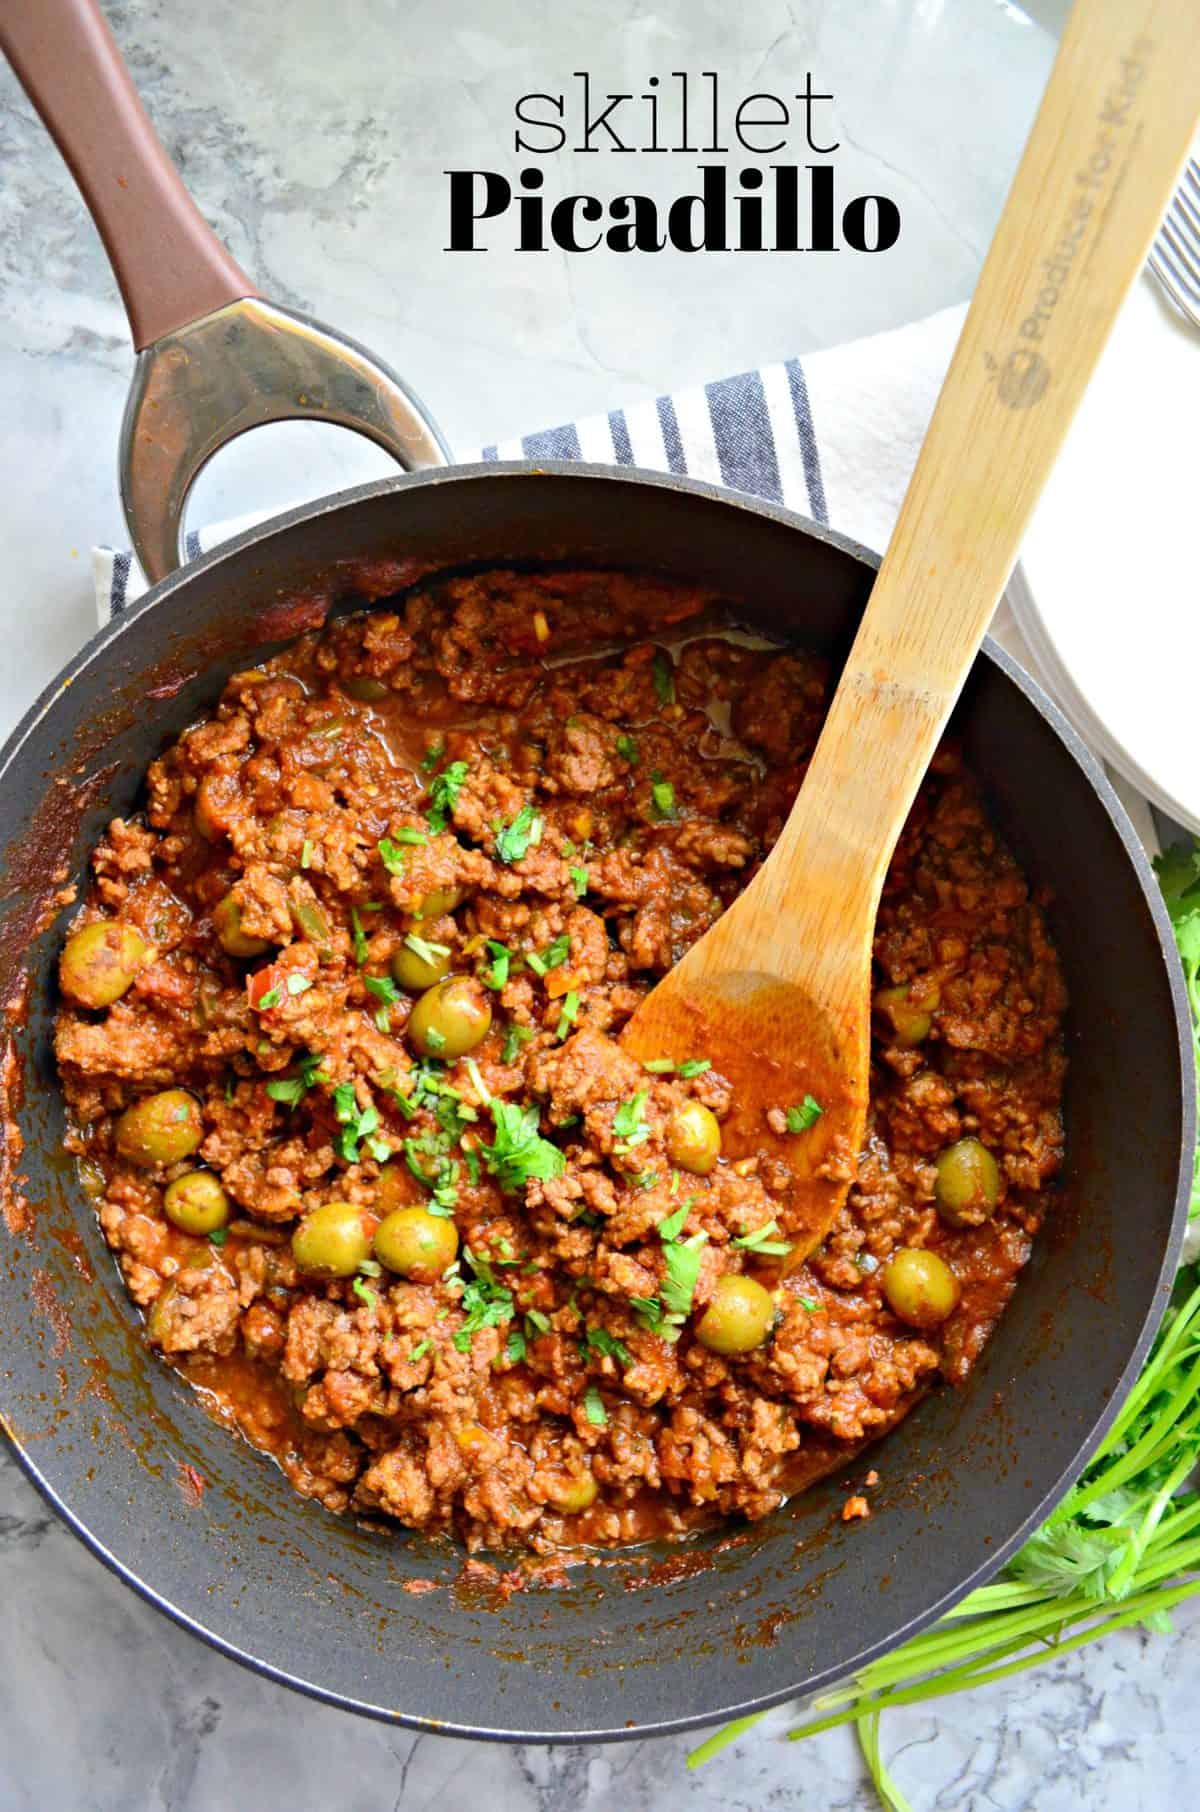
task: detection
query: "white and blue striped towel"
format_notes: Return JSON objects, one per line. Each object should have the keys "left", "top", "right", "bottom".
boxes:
{"left": 95, "top": 305, "right": 966, "bottom": 620}
{"left": 90, "top": 298, "right": 1162, "bottom": 861}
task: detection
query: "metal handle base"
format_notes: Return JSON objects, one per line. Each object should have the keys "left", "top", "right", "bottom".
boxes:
{"left": 119, "top": 297, "right": 451, "bottom": 583}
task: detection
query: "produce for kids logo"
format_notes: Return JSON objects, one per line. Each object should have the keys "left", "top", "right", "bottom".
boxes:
{"left": 445, "top": 72, "right": 901, "bottom": 254}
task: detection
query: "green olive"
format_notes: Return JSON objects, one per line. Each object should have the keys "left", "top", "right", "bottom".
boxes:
{"left": 291, "top": 1201, "right": 372, "bottom": 1277}
{"left": 874, "top": 980, "right": 940, "bottom": 1047}
{"left": 882, "top": 1248, "right": 962, "bottom": 1328}
{"left": 115, "top": 1090, "right": 204, "bottom": 1168}
{"left": 213, "top": 892, "right": 271, "bottom": 959}
{"left": 146, "top": 1278, "right": 179, "bottom": 1346}
{"left": 391, "top": 939, "right": 452, "bottom": 993}
{"left": 59, "top": 921, "right": 149, "bottom": 1009}
{"left": 373, "top": 1206, "right": 459, "bottom": 1281}
{"left": 695, "top": 1274, "right": 776, "bottom": 1355}
{"left": 341, "top": 674, "right": 390, "bottom": 701}
{"left": 407, "top": 975, "right": 492, "bottom": 1060}
{"left": 194, "top": 770, "right": 237, "bottom": 842}
{"left": 410, "top": 885, "right": 464, "bottom": 923}
{"left": 163, "top": 1170, "right": 231, "bottom": 1235}
{"left": 934, "top": 1137, "right": 1002, "bottom": 1227}
{"left": 547, "top": 1467, "right": 598, "bottom": 1513}
{"left": 666, "top": 1099, "right": 721, "bottom": 1175}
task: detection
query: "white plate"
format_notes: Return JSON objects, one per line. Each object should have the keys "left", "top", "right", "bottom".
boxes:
{"left": 1008, "top": 269, "right": 1199, "bottom": 834}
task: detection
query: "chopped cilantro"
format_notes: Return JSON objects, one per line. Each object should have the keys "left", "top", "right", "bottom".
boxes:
{"left": 643, "top": 1058, "right": 676, "bottom": 1074}
{"left": 732, "top": 1219, "right": 793, "bottom": 1257}
{"left": 377, "top": 838, "right": 408, "bottom": 875}
{"left": 661, "top": 1235, "right": 707, "bottom": 1317}
{"left": 613, "top": 1090, "right": 650, "bottom": 1147}
{"left": 352, "top": 1276, "right": 378, "bottom": 1311}
{"left": 502, "top": 1023, "right": 534, "bottom": 1065}
{"left": 300, "top": 839, "right": 313, "bottom": 869}
{"left": 585, "top": 1326, "right": 631, "bottom": 1367}
{"left": 583, "top": 1385, "right": 608, "bottom": 1427}
{"left": 404, "top": 931, "right": 450, "bottom": 967}
{"left": 480, "top": 1099, "right": 567, "bottom": 1193}
{"left": 208, "top": 1228, "right": 228, "bottom": 1247}
{"left": 650, "top": 779, "right": 677, "bottom": 821}
{"left": 800, "top": 1296, "right": 819, "bottom": 1312}
{"left": 616, "top": 732, "right": 639, "bottom": 764}
{"left": 555, "top": 990, "right": 581, "bottom": 1041}
{"left": 529, "top": 932, "right": 570, "bottom": 976}
{"left": 393, "top": 826, "right": 428, "bottom": 846}
{"left": 424, "top": 758, "right": 470, "bottom": 833}
{"left": 652, "top": 649, "right": 675, "bottom": 703}
{"left": 419, "top": 740, "right": 445, "bottom": 773}
{"left": 569, "top": 865, "right": 588, "bottom": 899}
{"left": 333, "top": 1084, "right": 382, "bottom": 1163}
{"left": 364, "top": 972, "right": 400, "bottom": 1033}
{"left": 494, "top": 802, "right": 544, "bottom": 865}
{"left": 265, "top": 1051, "right": 327, "bottom": 1108}
{"left": 504, "top": 1327, "right": 527, "bottom": 1365}
{"left": 632, "top": 1170, "right": 658, "bottom": 1191}
{"left": 408, "top": 1338, "right": 431, "bottom": 1362}
{"left": 786, "top": 1095, "right": 824, "bottom": 1133}
{"left": 285, "top": 972, "right": 311, "bottom": 996}
{"left": 424, "top": 1024, "right": 447, "bottom": 1054}
{"left": 350, "top": 908, "right": 369, "bottom": 967}
{"left": 482, "top": 940, "right": 511, "bottom": 990}
{"left": 256, "top": 987, "right": 281, "bottom": 1010}
{"left": 658, "top": 1203, "right": 690, "bottom": 1242}
{"left": 678, "top": 1058, "right": 712, "bottom": 1079}
{"left": 524, "top": 1307, "right": 551, "bottom": 1336}
{"left": 452, "top": 1248, "right": 515, "bottom": 1351}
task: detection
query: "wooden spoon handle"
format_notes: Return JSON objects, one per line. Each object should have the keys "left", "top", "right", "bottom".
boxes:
{"left": 773, "top": 0, "right": 1199, "bottom": 1019}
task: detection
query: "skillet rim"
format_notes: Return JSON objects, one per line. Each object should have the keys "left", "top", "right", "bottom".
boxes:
{"left": 0, "top": 461, "right": 1193, "bottom": 1743}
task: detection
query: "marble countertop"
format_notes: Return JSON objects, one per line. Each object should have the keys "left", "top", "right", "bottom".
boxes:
{"left": 3, "top": 2, "right": 1196, "bottom": 1807}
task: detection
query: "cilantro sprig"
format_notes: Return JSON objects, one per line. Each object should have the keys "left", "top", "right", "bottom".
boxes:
{"left": 495, "top": 802, "right": 544, "bottom": 865}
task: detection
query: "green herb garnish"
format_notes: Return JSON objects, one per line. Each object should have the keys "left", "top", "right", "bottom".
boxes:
{"left": 420, "top": 740, "right": 446, "bottom": 773}
{"left": 256, "top": 987, "right": 281, "bottom": 1010}
{"left": 678, "top": 1058, "right": 712, "bottom": 1079}
{"left": 300, "top": 839, "right": 313, "bottom": 869}
{"left": 404, "top": 931, "right": 451, "bottom": 968}
{"left": 585, "top": 1326, "right": 631, "bottom": 1367}
{"left": 409, "top": 1338, "right": 431, "bottom": 1362}
{"left": 616, "top": 732, "right": 639, "bottom": 764}
{"left": 479, "top": 1099, "right": 566, "bottom": 1193}
{"left": 208, "top": 1228, "right": 228, "bottom": 1247}
{"left": 786, "top": 1095, "right": 824, "bottom": 1133}
{"left": 501, "top": 1023, "right": 534, "bottom": 1065}
{"left": 733, "top": 1220, "right": 793, "bottom": 1258}
{"left": 452, "top": 1248, "right": 515, "bottom": 1351}
{"left": 425, "top": 759, "right": 469, "bottom": 833}
{"left": 350, "top": 908, "right": 369, "bottom": 967}
{"left": 569, "top": 865, "right": 588, "bottom": 899}
{"left": 651, "top": 649, "right": 675, "bottom": 704}
{"left": 583, "top": 1385, "right": 607, "bottom": 1427}
{"left": 265, "top": 1051, "right": 328, "bottom": 1108}
{"left": 377, "top": 838, "right": 407, "bottom": 875}
{"left": 494, "top": 802, "right": 544, "bottom": 865}
{"left": 650, "top": 779, "right": 677, "bottom": 821}
{"left": 556, "top": 990, "right": 581, "bottom": 1041}
{"left": 504, "top": 1327, "right": 527, "bottom": 1365}
{"left": 352, "top": 1276, "right": 378, "bottom": 1311}
{"left": 613, "top": 1090, "right": 650, "bottom": 1148}
{"left": 482, "top": 940, "right": 511, "bottom": 990}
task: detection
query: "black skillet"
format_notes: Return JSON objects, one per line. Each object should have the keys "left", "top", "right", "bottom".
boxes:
{"left": 0, "top": 0, "right": 1192, "bottom": 1744}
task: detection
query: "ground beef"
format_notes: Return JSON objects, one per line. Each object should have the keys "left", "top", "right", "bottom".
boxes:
{"left": 54, "top": 568, "right": 1065, "bottom": 1555}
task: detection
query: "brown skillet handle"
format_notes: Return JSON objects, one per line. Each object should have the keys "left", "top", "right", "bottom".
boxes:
{"left": 0, "top": 0, "right": 257, "bottom": 349}
{"left": 0, "top": 0, "right": 450, "bottom": 583}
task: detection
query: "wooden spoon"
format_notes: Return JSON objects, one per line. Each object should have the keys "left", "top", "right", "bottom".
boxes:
{"left": 621, "top": 0, "right": 1200, "bottom": 1259}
